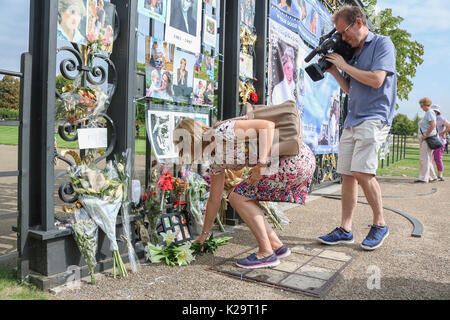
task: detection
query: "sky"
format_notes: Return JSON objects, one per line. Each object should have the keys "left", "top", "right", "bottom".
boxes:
{"left": 0, "top": 0, "right": 449, "bottom": 120}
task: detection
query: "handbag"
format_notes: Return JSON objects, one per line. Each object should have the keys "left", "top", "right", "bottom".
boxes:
{"left": 244, "top": 100, "right": 302, "bottom": 156}
{"left": 213, "top": 101, "right": 302, "bottom": 156}
{"left": 420, "top": 129, "right": 443, "bottom": 150}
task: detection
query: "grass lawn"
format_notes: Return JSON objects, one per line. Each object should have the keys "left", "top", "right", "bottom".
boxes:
{"left": 0, "top": 125, "right": 149, "bottom": 155}
{"left": 0, "top": 266, "right": 49, "bottom": 300}
{"left": 376, "top": 145, "right": 450, "bottom": 177}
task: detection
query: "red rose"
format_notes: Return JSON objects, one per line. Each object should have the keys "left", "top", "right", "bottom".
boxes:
{"left": 250, "top": 91, "right": 258, "bottom": 103}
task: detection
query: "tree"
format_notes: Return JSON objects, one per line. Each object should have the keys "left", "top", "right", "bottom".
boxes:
{"left": 362, "top": 0, "right": 425, "bottom": 108}
{"left": 0, "top": 75, "right": 20, "bottom": 109}
{"left": 391, "top": 113, "right": 415, "bottom": 135}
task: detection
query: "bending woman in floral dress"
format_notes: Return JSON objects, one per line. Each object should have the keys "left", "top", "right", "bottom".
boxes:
{"left": 174, "top": 117, "right": 316, "bottom": 269}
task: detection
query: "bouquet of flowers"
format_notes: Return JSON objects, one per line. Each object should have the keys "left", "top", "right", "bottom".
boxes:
{"left": 115, "top": 149, "right": 140, "bottom": 273}
{"left": 55, "top": 84, "right": 108, "bottom": 125}
{"left": 181, "top": 168, "right": 209, "bottom": 235}
{"left": 70, "top": 208, "right": 98, "bottom": 284}
{"left": 142, "top": 189, "right": 162, "bottom": 245}
{"left": 190, "top": 234, "right": 232, "bottom": 256}
{"left": 145, "top": 231, "right": 195, "bottom": 266}
{"left": 68, "top": 161, "right": 128, "bottom": 279}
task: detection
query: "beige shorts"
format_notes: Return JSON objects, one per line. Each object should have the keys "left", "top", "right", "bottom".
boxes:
{"left": 337, "top": 119, "right": 390, "bottom": 176}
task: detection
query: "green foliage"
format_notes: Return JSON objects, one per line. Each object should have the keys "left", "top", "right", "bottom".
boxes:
{"left": 0, "top": 266, "right": 49, "bottom": 300}
{"left": 190, "top": 234, "right": 233, "bottom": 255}
{"left": 392, "top": 113, "right": 415, "bottom": 135}
{"left": 0, "top": 107, "right": 19, "bottom": 120}
{"left": 0, "top": 75, "right": 20, "bottom": 110}
{"left": 55, "top": 75, "right": 74, "bottom": 94}
{"left": 362, "top": 1, "right": 425, "bottom": 108}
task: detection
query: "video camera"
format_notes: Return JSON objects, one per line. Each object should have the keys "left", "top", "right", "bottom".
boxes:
{"left": 304, "top": 28, "right": 356, "bottom": 82}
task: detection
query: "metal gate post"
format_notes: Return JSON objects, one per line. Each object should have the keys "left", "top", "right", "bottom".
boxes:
{"left": 28, "top": 0, "right": 57, "bottom": 231}
{"left": 17, "top": 53, "right": 32, "bottom": 281}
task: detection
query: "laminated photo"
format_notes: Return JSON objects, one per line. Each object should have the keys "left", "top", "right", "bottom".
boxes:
{"left": 57, "top": 0, "right": 88, "bottom": 45}
{"left": 172, "top": 47, "right": 195, "bottom": 103}
{"left": 203, "top": 0, "right": 216, "bottom": 8}
{"left": 147, "top": 110, "right": 177, "bottom": 160}
{"left": 138, "top": 0, "right": 167, "bottom": 23}
{"left": 86, "top": 0, "right": 115, "bottom": 53}
{"left": 203, "top": 14, "right": 217, "bottom": 48}
{"left": 239, "top": 52, "right": 253, "bottom": 79}
{"left": 192, "top": 78, "right": 208, "bottom": 106}
{"left": 165, "top": 0, "right": 202, "bottom": 52}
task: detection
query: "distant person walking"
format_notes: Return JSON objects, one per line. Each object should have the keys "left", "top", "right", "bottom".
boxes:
{"left": 415, "top": 97, "right": 438, "bottom": 183}
{"left": 430, "top": 104, "right": 450, "bottom": 181}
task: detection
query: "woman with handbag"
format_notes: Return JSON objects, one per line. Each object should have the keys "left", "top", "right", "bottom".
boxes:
{"left": 415, "top": 98, "right": 438, "bottom": 183}
{"left": 431, "top": 104, "right": 450, "bottom": 181}
{"left": 173, "top": 101, "right": 316, "bottom": 268}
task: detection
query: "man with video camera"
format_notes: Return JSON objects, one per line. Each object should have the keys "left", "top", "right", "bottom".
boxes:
{"left": 317, "top": 5, "right": 396, "bottom": 250}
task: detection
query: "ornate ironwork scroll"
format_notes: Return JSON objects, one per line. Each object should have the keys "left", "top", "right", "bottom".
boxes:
{"left": 54, "top": 15, "right": 120, "bottom": 206}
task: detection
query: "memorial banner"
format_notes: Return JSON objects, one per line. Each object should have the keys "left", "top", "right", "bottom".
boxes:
{"left": 269, "top": 2, "right": 340, "bottom": 154}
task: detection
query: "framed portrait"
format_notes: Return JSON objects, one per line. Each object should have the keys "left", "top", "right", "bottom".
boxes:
{"left": 86, "top": 0, "right": 115, "bottom": 53}
{"left": 147, "top": 110, "right": 177, "bottom": 160}
{"left": 57, "top": 0, "right": 88, "bottom": 46}
{"left": 165, "top": 0, "right": 202, "bottom": 53}
{"left": 157, "top": 212, "right": 193, "bottom": 244}
{"left": 138, "top": 0, "right": 167, "bottom": 23}
{"left": 203, "top": 14, "right": 217, "bottom": 48}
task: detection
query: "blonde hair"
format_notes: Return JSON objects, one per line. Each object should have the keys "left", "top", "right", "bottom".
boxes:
{"left": 419, "top": 97, "right": 432, "bottom": 106}
{"left": 173, "top": 118, "right": 212, "bottom": 158}
{"left": 58, "top": 0, "right": 86, "bottom": 23}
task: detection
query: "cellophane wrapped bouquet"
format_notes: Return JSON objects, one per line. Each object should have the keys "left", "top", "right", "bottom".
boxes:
{"left": 70, "top": 208, "right": 98, "bottom": 284}
{"left": 55, "top": 81, "right": 108, "bottom": 126}
{"left": 68, "top": 160, "right": 128, "bottom": 279}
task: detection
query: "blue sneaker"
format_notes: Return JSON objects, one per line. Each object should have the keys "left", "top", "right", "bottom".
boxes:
{"left": 318, "top": 227, "right": 354, "bottom": 245}
{"left": 236, "top": 253, "right": 280, "bottom": 269}
{"left": 361, "top": 225, "right": 389, "bottom": 250}
{"left": 274, "top": 244, "right": 291, "bottom": 259}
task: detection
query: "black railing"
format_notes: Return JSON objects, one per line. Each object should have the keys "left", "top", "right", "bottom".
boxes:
{"left": 0, "top": 53, "right": 32, "bottom": 281}
{"left": 379, "top": 134, "right": 408, "bottom": 169}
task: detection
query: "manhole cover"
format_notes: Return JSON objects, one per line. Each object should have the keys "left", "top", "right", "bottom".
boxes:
{"left": 209, "top": 244, "right": 355, "bottom": 298}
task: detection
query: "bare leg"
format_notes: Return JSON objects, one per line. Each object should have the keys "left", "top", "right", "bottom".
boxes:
{"left": 228, "top": 192, "right": 281, "bottom": 258}
{"left": 352, "top": 172, "right": 385, "bottom": 227}
{"left": 340, "top": 174, "right": 358, "bottom": 232}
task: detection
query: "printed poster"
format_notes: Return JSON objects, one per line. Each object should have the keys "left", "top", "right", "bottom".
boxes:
{"left": 269, "top": 5, "right": 341, "bottom": 154}
{"left": 165, "top": 0, "right": 202, "bottom": 53}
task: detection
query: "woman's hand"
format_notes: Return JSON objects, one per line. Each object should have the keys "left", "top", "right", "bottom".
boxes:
{"left": 248, "top": 163, "right": 265, "bottom": 186}
{"left": 193, "top": 233, "right": 209, "bottom": 245}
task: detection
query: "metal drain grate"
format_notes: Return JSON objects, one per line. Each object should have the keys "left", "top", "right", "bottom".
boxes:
{"left": 209, "top": 244, "right": 355, "bottom": 298}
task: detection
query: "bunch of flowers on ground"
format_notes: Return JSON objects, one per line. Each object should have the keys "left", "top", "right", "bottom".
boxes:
{"left": 191, "top": 234, "right": 232, "bottom": 256}
{"left": 70, "top": 208, "right": 98, "bottom": 284}
{"left": 145, "top": 231, "right": 195, "bottom": 266}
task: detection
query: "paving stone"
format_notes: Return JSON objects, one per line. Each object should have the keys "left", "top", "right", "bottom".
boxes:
{"left": 297, "top": 264, "right": 335, "bottom": 281}
{"left": 285, "top": 253, "right": 314, "bottom": 266}
{"left": 308, "top": 257, "right": 346, "bottom": 271}
{"left": 290, "top": 245, "right": 323, "bottom": 256}
{"left": 280, "top": 274, "right": 326, "bottom": 291}
{"left": 245, "top": 268, "right": 286, "bottom": 283}
{"left": 215, "top": 260, "right": 247, "bottom": 277}
{"left": 318, "top": 250, "right": 352, "bottom": 262}
{"left": 273, "top": 260, "right": 300, "bottom": 273}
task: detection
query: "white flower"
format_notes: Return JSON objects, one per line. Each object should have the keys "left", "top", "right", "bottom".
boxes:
{"left": 145, "top": 243, "right": 164, "bottom": 263}
{"left": 117, "top": 163, "right": 125, "bottom": 174}
{"left": 176, "top": 244, "right": 195, "bottom": 266}
{"left": 161, "top": 230, "right": 176, "bottom": 244}
{"left": 86, "top": 169, "right": 106, "bottom": 192}
{"left": 80, "top": 179, "right": 90, "bottom": 190}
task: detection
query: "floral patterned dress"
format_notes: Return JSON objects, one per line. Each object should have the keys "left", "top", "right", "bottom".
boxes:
{"left": 210, "top": 119, "right": 316, "bottom": 204}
